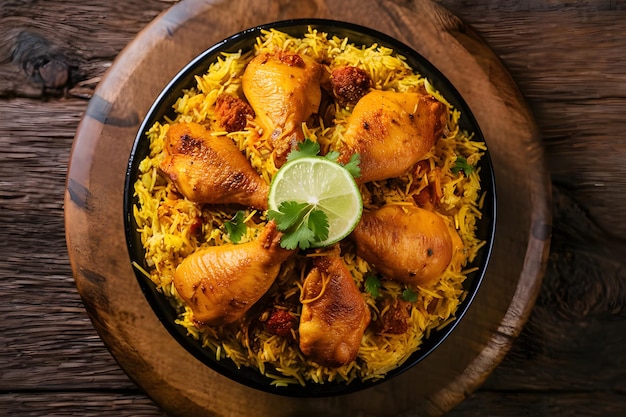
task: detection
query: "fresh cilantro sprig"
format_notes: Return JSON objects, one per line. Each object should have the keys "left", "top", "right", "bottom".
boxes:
{"left": 268, "top": 201, "right": 329, "bottom": 250}
{"left": 339, "top": 153, "right": 361, "bottom": 179}
{"left": 401, "top": 288, "right": 418, "bottom": 303}
{"left": 451, "top": 155, "right": 475, "bottom": 176}
{"left": 287, "top": 138, "right": 361, "bottom": 179}
{"left": 365, "top": 272, "right": 418, "bottom": 303}
{"left": 224, "top": 210, "right": 246, "bottom": 243}
{"left": 286, "top": 139, "right": 320, "bottom": 161}
{"left": 364, "top": 273, "right": 382, "bottom": 298}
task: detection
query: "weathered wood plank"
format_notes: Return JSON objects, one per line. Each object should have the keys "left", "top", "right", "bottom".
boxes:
{"left": 535, "top": 100, "right": 626, "bottom": 239}
{"left": 0, "top": 98, "right": 133, "bottom": 391}
{"left": 0, "top": 393, "right": 167, "bottom": 417}
{"left": 0, "top": 0, "right": 178, "bottom": 98}
{"left": 2, "top": 390, "right": 626, "bottom": 417}
{"left": 449, "top": 391, "right": 626, "bottom": 416}
{"left": 483, "top": 186, "right": 626, "bottom": 392}
{"left": 435, "top": 7, "right": 626, "bottom": 237}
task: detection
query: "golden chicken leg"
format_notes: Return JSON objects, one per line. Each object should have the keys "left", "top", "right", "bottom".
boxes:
{"left": 352, "top": 204, "right": 463, "bottom": 287}
{"left": 173, "top": 221, "right": 294, "bottom": 326}
{"left": 160, "top": 121, "right": 269, "bottom": 210}
{"left": 242, "top": 52, "right": 322, "bottom": 167}
{"left": 338, "top": 90, "right": 448, "bottom": 183}
{"left": 299, "top": 255, "right": 370, "bottom": 367}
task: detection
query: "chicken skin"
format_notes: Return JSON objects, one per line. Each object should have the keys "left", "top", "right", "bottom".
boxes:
{"left": 242, "top": 52, "right": 323, "bottom": 167}
{"left": 338, "top": 90, "right": 448, "bottom": 183}
{"left": 299, "top": 255, "right": 371, "bottom": 367}
{"left": 173, "top": 221, "right": 294, "bottom": 326}
{"left": 352, "top": 204, "right": 463, "bottom": 287}
{"left": 160, "top": 122, "right": 269, "bottom": 210}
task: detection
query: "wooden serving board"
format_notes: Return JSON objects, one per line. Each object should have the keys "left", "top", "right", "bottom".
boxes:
{"left": 64, "top": 0, "right": 551, "bottom": 415}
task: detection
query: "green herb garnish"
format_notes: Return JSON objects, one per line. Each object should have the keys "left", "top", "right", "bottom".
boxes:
{"left": 224, "top": 210, "right": 246, "bottom": 243}
{"left": 268, "top": 201, "right": 329, "bottom": 250}
{"left": 364, "top": 274, "right": 382, "bottom": 298}
{"left": 286, "top": 138, "right": 321, "bottom": 161}
{"left": 451, "top": 155, "right": 475, "bottom": 176}
{"left": 401, "top": 288, "right": 418, "bottom": 303}
{"left": 287, "top": 138, "right": 361, "bottom": 178}
{"left": 339, "top": 153, "right": 361, "bottom": 178}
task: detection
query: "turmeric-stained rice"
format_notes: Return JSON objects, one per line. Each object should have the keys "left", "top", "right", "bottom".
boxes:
{"left": 132, "top": 27, "right": 486, "bottom": 385}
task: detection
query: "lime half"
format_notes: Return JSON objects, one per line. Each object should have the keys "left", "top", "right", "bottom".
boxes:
{"left": 268, "top": 156, "right": 363, "bottom": 248}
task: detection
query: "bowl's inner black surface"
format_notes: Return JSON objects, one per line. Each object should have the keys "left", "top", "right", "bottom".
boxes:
{"left": 124, "top": 19, "right": 496, "bottom": 397}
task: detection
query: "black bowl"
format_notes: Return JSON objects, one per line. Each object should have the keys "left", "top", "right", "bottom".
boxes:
{"left": 124, "top": 18, "right": 496, "bottom": 398}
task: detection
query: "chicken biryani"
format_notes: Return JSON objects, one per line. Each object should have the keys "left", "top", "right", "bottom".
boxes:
{"left": 131, "top": 27, "right": 487, "bottom": 386}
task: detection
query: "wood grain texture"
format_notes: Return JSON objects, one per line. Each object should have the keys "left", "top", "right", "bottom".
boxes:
{"left": 438, "top": 3, "right": 626, "bottom": 239}
{"left": 2, "top": 0, "right": 625, "bottom": 416}
{"left": 3, "top": 393, "right": 168, "bottom": 417}
{"left": 0, "top": 98, "right": 135, "bottom": 392}
{"left": 0, "top": 0, "right": 177, "bottom": 98}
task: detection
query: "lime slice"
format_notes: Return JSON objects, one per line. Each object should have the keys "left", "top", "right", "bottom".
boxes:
{"left": 268, "top": 156, "right": 363, "bottom": 248}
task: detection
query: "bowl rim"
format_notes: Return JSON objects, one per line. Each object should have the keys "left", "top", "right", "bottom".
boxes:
{"left": 123, "top": 18, "right": 496, "bottom": 398}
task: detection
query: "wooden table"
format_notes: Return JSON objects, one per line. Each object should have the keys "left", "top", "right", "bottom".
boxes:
{"left": 2, "top": 0, "right": 625, "bottom": 416}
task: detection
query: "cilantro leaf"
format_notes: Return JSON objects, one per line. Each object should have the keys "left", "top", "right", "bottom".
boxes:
{"left": 401, "top": 288, "right": 418, "bottom": 303}
{"left": 324, "top": 150, "right": 340, "bottom": 163}
{"left": 365, "top": 274, "right": 382, "bottom": 298}
{"left": 267, "top": 201, "right": 329, "bottom": 250}
{"left": 451, "top": 155, "right": 474, "bottom": 176}
{"left": 286, "top": 138, "right": 320, "bottom": 161}
{"left": 224, "top": 211, "right": 247, "bottom": 243}
{"left": 324, "top": 151, "right": 360, "bottom": 178}
{"left": 307, "top": 208, "right": 329, "bottom": 242}
{"left": 286, "top": 139, "right": 361, "bottom": 179}
{"left": 279, "top": 221, "right": 316, "bottom": 250}
{"left": 268, "top": 201, "right": 308, "bottom": 230}
{"left": 341, "top": 153, "right": 361, "bottom": 178}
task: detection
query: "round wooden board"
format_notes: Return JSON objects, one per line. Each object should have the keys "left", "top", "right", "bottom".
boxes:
{"left": 64, "top": 0, "right": 551, "bottom": 415}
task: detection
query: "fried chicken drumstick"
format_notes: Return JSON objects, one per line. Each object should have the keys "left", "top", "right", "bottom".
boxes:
{"left": 160, "top": 121, "right": 269, "bottom": 209}
{"left": 338, "top": 90, "right": 448, "bottom": 183}
{"left": 173, "top": 221, "right": 295, "bottom": 326}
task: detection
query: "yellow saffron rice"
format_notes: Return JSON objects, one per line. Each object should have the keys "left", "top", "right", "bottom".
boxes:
{"left": 132, "top": 27, "right": 487, "bottom": 386}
